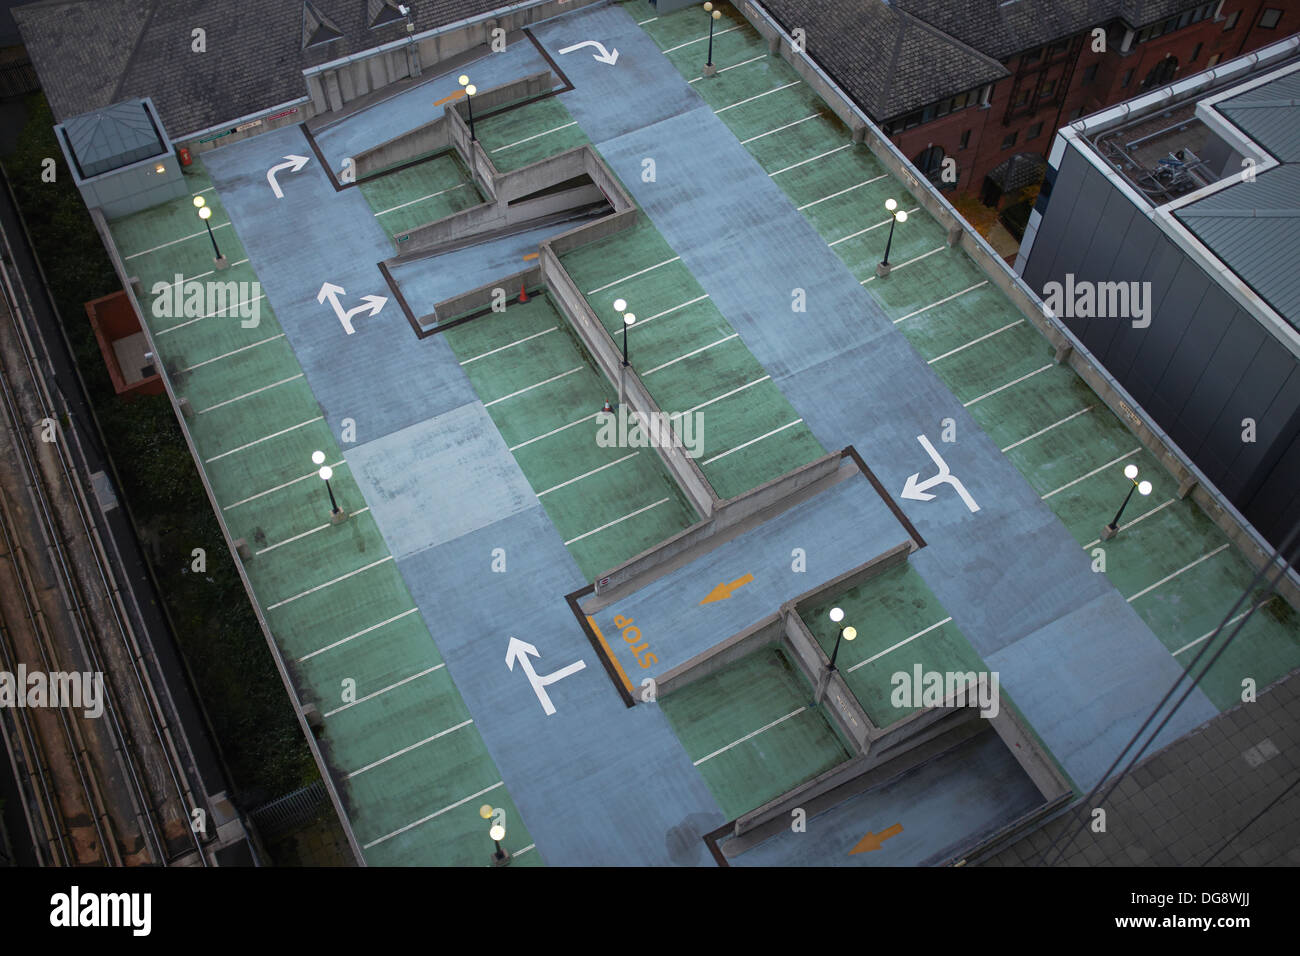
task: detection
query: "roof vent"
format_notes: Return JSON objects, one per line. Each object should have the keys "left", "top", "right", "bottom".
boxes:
{"left": 368, "top": 0, "right": 407, "bottom": 29}
{"left": 303, "top": 1, "right": 344, "bottom": 48}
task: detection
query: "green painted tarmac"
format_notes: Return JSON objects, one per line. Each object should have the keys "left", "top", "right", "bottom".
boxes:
{"left": 107, "top": 161, "right": 541, "bottom": 866}
{"left": 660, "top": 646, "right": 851, "bottom": 820}
{"left": 636, "top": 1, "right": 1300, "bottom": 714}
{"left": 800, "top": 563, "right": 984, "bottom": 727}
{"left": 358, "top": 152, "right": 482, "bottom": 240}
{"left": 439, "top": 294, "right": 699, "bottom": 579}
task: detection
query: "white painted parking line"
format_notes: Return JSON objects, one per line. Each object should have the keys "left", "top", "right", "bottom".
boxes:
{"left": 537, "top": 452, "right": 639, "bottom": 498}
{"left": 643, "top": 333, "right": 738, "bottom": 375}
{"left": 461, "top": 326, "right": 555, "bottom": 365}
{"left": 348, "top": 718, "right": 473, "bottom": 778}
{"left": 204, "top": 415, "right": 323, "bottom": 462}
{"left": 1127, "top": 544, "right": 1230, "bottom": 604}
{"left": 893, "top": 281, "right": 988, "bottom": 324}
{"left": 962, "top": 364, "right": 1053, "bottom": 407}
{"left": 1173, "top": 603, "right": 1267, "bottom": 657}
{"left": 702, "top": 419, "right": 802, "bottom": 465}
{"left": 769, "top": 144, "right": 851, "bottom": 177}
{"left": 362, "top": 781, "right": 504, "bottom": 850}
{"left": 194, "top": 372, "right": 303, "bottom": 415}
{"left": 689, "top": 53, "right": 767, "bottom": 82}
{"left": 715, "top": 80, "right": 801, "bottom": 114}
{"left": 631, "top": 294, "right": 711, "bottom": 330}
{"left": 374, "top": 182, "right": 469, "bottom": 216}
{"left": 861, "top": 245, "right": 947, "bottom": 283}
{"left": 179, "top": 333, "right": 285, "bottom": 372}
{"left": 266, "top": 556, "right": 395, "bottom": 611}
{"left": 797, "top": 174, "right": 888, "bottom": 210}
{"left": 509, "top": 413, "right": 600, "bottom": 451}
{"left": 586, "top": 257, "right": 680, "bottom": 295}
{"left": 255, "top": 507, "right": 371, "bottom": 557}
{"left": 565, "top": 497, "right": 669, "bottom": 545}
{"left": 191, "top": 187, "right": 216, "bottom": 196}
{"left": 296, "top": 607, "right": 419, "bottom": 662}
{"left": 324, "top": 663, "right": 445, "bottom": 718}
{"left": 224, "top": 460, "right": 345, "bottom": 511}
{"left": 1002, "top": 405, "right": 1095, "bottom": 452}
{"left": 830, "top": 207, "right": 920, "bottom": 247}
{"left": 1082, "top": 498, "right": 1174, "bottom": 550}
{"left": 124, "top": 221, "right": 231, "bottom": 259}
{"left": 695, "top": 708, "right": 804, "bottom": 766}
{"left": 154, "top": 258, "right": 252, "bottom": 292}
{"left": 513, "top": 843, "right": 536, "bottom": 857}
{"left": 490, "top": 121, "right": 577, "bottom": 153}
{"left": 638, "top": 16, "right": 658, "bottom": 25}
{"left": 669, "top": 376, "right": 770, "bottom": 419}
{"left": 1041, "top": 448, "right": 1141, "bottom": 500}
{"left": 740, "top": 113, "right": 821, "bottom": 144}
{"left": 156, "top": 293, "right": 268, "bottom": 335}
{"left": 664, "top": 24, "right": 742, "bottom": 53}
{"left": 927, "top": 319, "right": 1024, "bottom": 365}
{"left": 484, "top": 366, "right": 583, "bottom": 406}
{"left": 848, "top": 618, "right": 952, "bottom": 672}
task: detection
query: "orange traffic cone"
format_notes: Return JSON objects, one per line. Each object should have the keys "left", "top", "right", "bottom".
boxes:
{"left": 601, "top": 400, "right": 614, "bottom": 415}
{"left": 518, "top": 281, "right": 529, "bottom": 303}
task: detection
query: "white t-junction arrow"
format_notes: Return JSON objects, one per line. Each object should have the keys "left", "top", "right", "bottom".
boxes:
{"left": 506, "top": 637, "right": 586, "bottom": 716}
{"left": 901, "top": 434, "right": 980, "bottom": 513}
{"left": 316, "top": 282, "right": 387, "bottom": 335}
{"left": 267, "top": 154, "right": 310, "bottom": 199}
{"left": 558, "top": 40, "right": 620, "bottom": 65}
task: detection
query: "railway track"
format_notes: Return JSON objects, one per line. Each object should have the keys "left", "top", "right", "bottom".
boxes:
{"left": 0, "top": 219, "right": 208, "bottom": 867}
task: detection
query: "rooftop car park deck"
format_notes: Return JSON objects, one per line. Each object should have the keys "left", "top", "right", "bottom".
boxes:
{"left": 95, "top": 0, "right": 1296, "bottom": 865}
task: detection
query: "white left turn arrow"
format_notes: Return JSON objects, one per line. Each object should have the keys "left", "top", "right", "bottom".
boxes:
{"left": 267, "top": 154, "right": 310, "bottom": 199}
{"left": 506, "top": 637, "right": 586, "bottom": 716}
{"left": 901, "top": 434, "right": 980, "bottom": 513}
{"left": 558, "top": 40, "right": 620, "bottom": 65}
{"left": 317, "top": 282, "right": 387, "bottom": 334}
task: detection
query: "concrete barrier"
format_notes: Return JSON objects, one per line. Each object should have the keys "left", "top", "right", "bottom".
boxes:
{"left": 421, "top": 265, "right": 541, "bottom": 331}
{"left": 352, "top": 116, "right": 451, "bottom": 180}
{"left": 654, "top": 614, "right": 784, "bottom": 699}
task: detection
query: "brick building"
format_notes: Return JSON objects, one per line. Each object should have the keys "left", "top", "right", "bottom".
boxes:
{"left": 762, "top": 0, "right": 1295, "bottom": 204}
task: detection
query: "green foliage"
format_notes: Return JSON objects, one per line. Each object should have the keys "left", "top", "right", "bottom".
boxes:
{"left": 3, "top": 94, "right": 316, "bottom": 798}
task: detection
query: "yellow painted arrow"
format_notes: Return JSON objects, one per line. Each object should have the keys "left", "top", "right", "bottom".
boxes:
{"left": 700, "top": 573, "right": 754, "bottom": 605}
{"left": 433, "top": 90, "right": 467, "bottom": 107}
{"left": 850, "top": 823, "right": 903, "bottom": 854}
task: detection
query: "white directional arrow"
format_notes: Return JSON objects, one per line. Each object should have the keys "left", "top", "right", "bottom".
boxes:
{"left": 506, "top": 637, "right": 586, "bottom": 716}
{"left": 558, "top": 40, "right": 620, "bottom": 65}
{"left": 266, "top": 154, "right": 310, "bottom": 199}
{"left": 901, "top": 434, "right": 980, "bottom": 513}
{"left": 317, "top": 282, "right": 387, "bottom": 335}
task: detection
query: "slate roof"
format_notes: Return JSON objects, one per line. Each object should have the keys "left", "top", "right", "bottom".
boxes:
{"left": 14, "top": 0, "right": 507, "bottom": 138}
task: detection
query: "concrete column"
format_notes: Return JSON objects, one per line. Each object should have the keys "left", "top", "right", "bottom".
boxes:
{"left": 1053, "top": 341, "right": 1073, "bottom": 365}
{"left": 946, "top": 223, "right": 962, "bottom": 247}
{"left": 1177, "top": 474, "right": 1198, "bottom": 499}
{"left": 178, "top": 397, "right": 193, "bottom": 419}
{"left": 233, "top": 538, "right": 252, "bottom": 561}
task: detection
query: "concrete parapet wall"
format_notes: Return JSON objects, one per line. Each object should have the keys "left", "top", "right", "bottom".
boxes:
{"left": 352, "top": 116, "right": 451, "bottom": 180}
{"left": 424, "top": 266, "right": 541, "bottom": 330}
{"left": 655, "top": 615, "right": 784, "bottom": 699}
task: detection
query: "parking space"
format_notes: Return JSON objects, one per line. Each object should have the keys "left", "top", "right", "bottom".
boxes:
{"left": 473, "top": 95, "right": 591, "bottom": 172}
{"left": 560, "top": 217, "right": 825, "bottom": 499}
{"left": 631, "top": 0, "right": 1299, "bottom": 714}
{"left": 799, "top": 562, "right": 982, "bottom": 727}
{"left": 659, "top": 646, "right": 851, "bottom": 820}
{"left": 358, "top": 152, "right": 482, "bottom": 241}
{"left": 106, "top": 159, "right": 540, "bottom": 866}
{"left": 440, "top": 294, "right": 699, "bottom": 580}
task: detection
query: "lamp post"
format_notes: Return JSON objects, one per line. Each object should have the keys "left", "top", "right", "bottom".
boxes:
{"left": 459, "top": 74, "right": 478, "bottom": 141}
{"left": 313, "top": 450, "right": 347, "bottom": 523}
{"left": 702, "top": 3, "right": 723, "bottom": 77}
{"left": 489, "top": 823, "right": 511, "bottom": 866}
{"left": 193, "top": 195, "right": 227, "bottom": 270}
{"left": 614, "top": 298, "right": 635, "bottom": 410}
{"left": 827, "top": 606, "right": 857, "bottom": 672}
{"left": 875, "top": 199, "right": 907, "bottom": 278}
{"left": 1100, "top": 464, "right": 1152, "bottom": 540}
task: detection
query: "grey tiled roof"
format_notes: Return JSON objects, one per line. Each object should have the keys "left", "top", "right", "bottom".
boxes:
{"left": 14, "top": 0, "right": 511, "bottom": 138}
{"left": 760, "top": 0, "right": 1008, "bottom": 121}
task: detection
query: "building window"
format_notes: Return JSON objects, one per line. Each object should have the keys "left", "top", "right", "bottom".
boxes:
{"left": 1015, "top": 89, "right": 1030, "bottom": 107}
{"left": 1040, "top": 78, "right": 1057, "bottom": 98}
{"left": 1026, "top": 122, "right": 1043, "bottom": 140}
{"left": 1121, "top": 68, "right": 1134, "bottom": 87}
{"left": 1002, "top": 131, "right": 1018, "bottom": 149}
{"left": 1223, "top": 10, "right": 1240, "bottom": 29}
{"left": 1207, "top": 53, "right": 1222, "bottom": 67}
{"left": 1081, "top": 63, "right": 1098, "bottom": 85}
{"left": 1068, "top": 107, "right": 1085, "bottom": 121}
{"left": 1259, "top": 8, "right": 1282, "bottom": 28}
{"left": 1191, "top": 42, "right": 1203, "bottom": 61}
{"left": 959, "top": 129, "right": 971, "bottom": 150}
{"left": 1023, "top": 46, "right": 1042, "bottom": 66}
